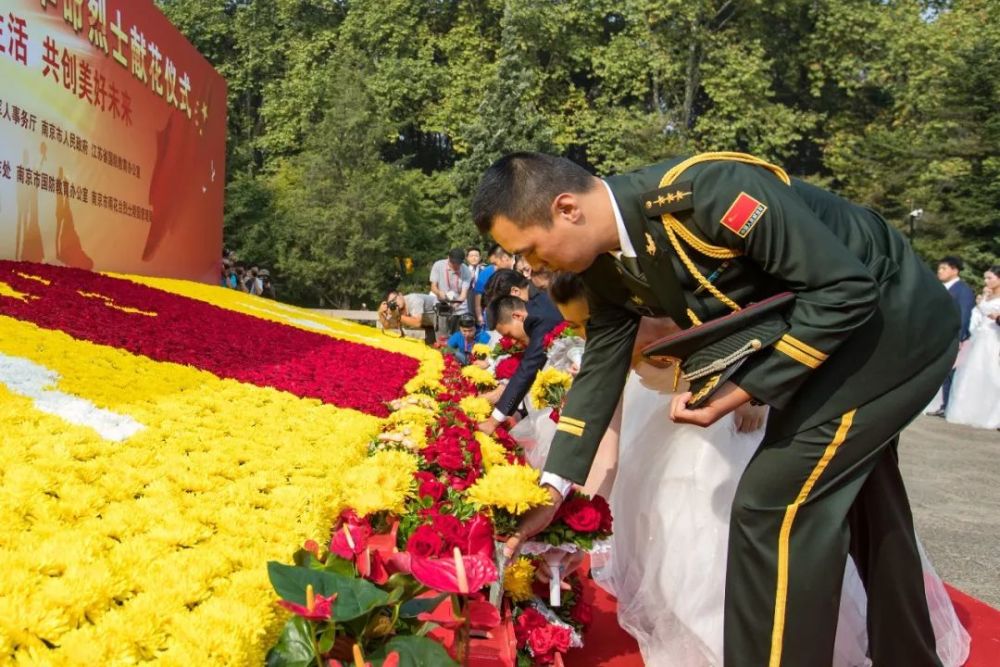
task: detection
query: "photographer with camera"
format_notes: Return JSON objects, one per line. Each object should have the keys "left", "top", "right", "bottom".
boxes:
{"left": 430, "top": 248, "right": 473, "bottom": 333}
{"left": 378, "top": 290, "right": 437, "bottom": 345}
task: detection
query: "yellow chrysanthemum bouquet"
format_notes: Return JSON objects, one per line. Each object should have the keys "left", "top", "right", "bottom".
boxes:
{"left": 529, "top": 367, "right": 574, "bottom": 414}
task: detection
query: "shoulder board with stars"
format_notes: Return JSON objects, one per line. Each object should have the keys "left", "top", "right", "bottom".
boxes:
{"left": 640, "top": 180, "right": 694, "bottom": 217}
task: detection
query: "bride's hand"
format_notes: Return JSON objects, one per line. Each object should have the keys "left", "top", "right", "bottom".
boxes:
{"left": 502, "top": 485, "right": 565, "bottom": 559}
{"left": 536, "top": 550, "right": 585, "bottom": 590}
{"left": 733, "top": 402, "right": 767, "bottom": 433}
{"left": 670, "top": 382, "right": 752, "bottom": 427}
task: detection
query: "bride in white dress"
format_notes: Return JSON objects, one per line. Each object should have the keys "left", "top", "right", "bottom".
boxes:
{"left": 517, "top": 274, "right": 970, "bottom": 667}
{"left": 946, "top": 266, "right": 1000, "bottom": 430}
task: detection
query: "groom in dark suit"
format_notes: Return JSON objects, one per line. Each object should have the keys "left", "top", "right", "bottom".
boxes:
{"left": 928, "top": 255, "right": 976, "bottom": 416}
{"left": 475, "top": 268, "right": 564, "bottom": 436}
{"left": 473, "top": 152, "right": 956, "bottom": 667}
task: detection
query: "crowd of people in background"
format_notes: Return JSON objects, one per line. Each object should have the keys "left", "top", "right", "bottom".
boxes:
{"left": 377, "top": 244, "right": 555, "bottom": 352}
{"left": 219, "top": 249, "right": 276, "bottom": 299}
{"left": 375, "top": 246, "right": 1000, "bottom": 433}
{"left": 928, "top": 256, "right": 1000, "bottom": 430}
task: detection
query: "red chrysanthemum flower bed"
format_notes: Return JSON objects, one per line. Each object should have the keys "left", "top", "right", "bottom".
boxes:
{"left": 0, "top": 261, "right": 418, "bottom": 416}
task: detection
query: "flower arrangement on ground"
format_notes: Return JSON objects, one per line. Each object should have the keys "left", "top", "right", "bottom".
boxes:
{"left": 0, "top": 261, "right": 442, "bottom": 664}
{"left": 266, "top": 355, "right": 563, "bottom": 666}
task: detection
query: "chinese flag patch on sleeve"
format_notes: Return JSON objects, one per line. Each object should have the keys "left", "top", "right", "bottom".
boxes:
{"left": 720, "top": 192, "right": 767, "bottom": 237}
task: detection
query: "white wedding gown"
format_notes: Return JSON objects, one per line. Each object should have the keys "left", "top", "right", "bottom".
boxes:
{"left": 946, "top": 297, "right": 1000, "bottom": 430}
{"left": 514, "top": 357, "right": 971, "bottom": 666}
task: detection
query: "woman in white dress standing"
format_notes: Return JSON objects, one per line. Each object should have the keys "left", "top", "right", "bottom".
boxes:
{"left": 526, "top": 273, "right": 970, "bottom": 667}
{"left": 947, "top": 266, "right": 1000, "bottom": 430}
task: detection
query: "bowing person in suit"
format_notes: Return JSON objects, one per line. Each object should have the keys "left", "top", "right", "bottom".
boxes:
{"left": 473, "top": 151, "right": 959, "bottom": 667}
{"left": 929, "top": 256, "right": 977, "bottom": 417}
{"left": 477, "top": 269, "right": 565, "bottom": 436}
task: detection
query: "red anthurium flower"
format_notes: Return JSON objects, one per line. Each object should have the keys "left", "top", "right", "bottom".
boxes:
{"left": 278, "top": 584, "right": 336, "bottom": 622}
{"left": 303, "top": 539, "right": 322, "bottom": 559}
{"left": 384, "top": 551, "right": 412, "bottom": 575}
{"left": 409, "top": 547, "right": 497, "bottom": 594}
{"left": 357, "top": 547, "right": 390, "bottom": 585}
{"left": 329, "top": 647, "right": 399, "bottom": 667}
{"left": 418, "top": 596, "right": 501, "bottom": 632}
{"left": 461, "top": 514, "right": 495, "bottom": 559}
{"left": 366, "top": 521, "right": 399, "bottom": 558}
{"left": 329, "top": 512, "right": 372, "bottom": 560}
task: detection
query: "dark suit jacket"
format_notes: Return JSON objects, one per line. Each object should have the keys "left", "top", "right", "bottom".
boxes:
{"left": 545, "top": 154, "right": 959, "bottom": 484}
{"left": 948, "top": 280, "right": 976, "bottom": 341}
{"left": 494, "top": 292, "right": 564, "bottom": 417}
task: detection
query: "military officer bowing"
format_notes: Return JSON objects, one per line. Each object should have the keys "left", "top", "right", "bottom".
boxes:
{"left": 472, "top": 151, "right": 958, "bottom": 667}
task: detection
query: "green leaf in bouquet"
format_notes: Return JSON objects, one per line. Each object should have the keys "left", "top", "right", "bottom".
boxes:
{"left": 384, "top": 585, "right": 405, "bottom": 606}
{"left": 265, "top": 617, "right": 316, "bottom": 667}
{"left": 292, "top": 549, "right": 318, "bottom": 569}
{"left": 317, "top": 625, "right": 337, "bottom": 654}
{"left": 267, "top": 562, "right": 390, "bottom": 621}
{"left": 370, "top": 635, "right": 460, "bottom": 667}
{"left": 322, "top": 554, "right": 356, "bottom": 578}
{"left": 399, "top": 592, "right": 448, "bottom": 618}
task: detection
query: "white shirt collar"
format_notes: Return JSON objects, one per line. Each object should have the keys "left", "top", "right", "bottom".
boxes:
{"left": 602, "top": 179, "right": 636, "bottom": 257}
{"left": 944, "top": 277, "right": 959, "bottom": 289}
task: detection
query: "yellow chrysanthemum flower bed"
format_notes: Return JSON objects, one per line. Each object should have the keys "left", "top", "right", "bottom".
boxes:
{"left": 459, "top": 395, "right": 492, "bottom": 422}
{"left": 475, "top": 432, "right": 510, "bottom": 470}
{"left": 0, "top": 267, "right": 443, "bottom": 665}
{"left": 461, "top": 365, "right": 498, "bottom": 390}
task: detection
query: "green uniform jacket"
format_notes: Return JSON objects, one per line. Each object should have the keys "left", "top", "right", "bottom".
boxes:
{"left": 545, "top": 154, "right": 958, "bottom": 484}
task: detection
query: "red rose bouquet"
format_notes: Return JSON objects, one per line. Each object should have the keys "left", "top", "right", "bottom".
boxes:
{"left": 534, "top": 492, "right": 613, "bottom": 551}
{"left": 541, "top": 321, "right": 577, "bottom": 351}
{"left": 492, "top": 335, "right": 525, "bottom": 358}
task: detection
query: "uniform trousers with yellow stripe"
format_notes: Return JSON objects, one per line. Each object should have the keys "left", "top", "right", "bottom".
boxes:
{"left": 724, "top": 339, "right": 957, "bottom": 667}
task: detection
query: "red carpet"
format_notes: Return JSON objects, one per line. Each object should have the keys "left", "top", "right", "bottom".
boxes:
{"left": 571, "top": 579, "right": 1000, "bottom": 666}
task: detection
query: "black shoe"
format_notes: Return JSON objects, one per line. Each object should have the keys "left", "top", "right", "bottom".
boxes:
{"left": 927, "top": 409, "right": 946, "bottom": 418}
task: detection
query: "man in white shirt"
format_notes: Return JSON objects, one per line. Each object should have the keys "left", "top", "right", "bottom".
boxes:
{"left": 430, "top": 247, "right": 473, "bottom": 318}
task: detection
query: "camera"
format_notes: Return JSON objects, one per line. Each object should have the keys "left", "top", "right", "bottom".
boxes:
{"left": 387, "top": 300, "right": 399, "bottom": 312}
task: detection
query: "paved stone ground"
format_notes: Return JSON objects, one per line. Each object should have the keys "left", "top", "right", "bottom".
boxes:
{"left": 900, "top": 415, "right": 1000, "bottom": 608}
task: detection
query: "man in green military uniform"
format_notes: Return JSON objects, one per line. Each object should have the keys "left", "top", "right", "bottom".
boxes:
{"left": 472, "top": 151, "right": 957, "bottom": 666}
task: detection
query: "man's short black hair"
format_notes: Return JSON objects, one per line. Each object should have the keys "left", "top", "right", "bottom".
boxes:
{"left": 448, "top": 247, "right": 466, "bottom": 264}
{"left": 487, "top": 243, "right": 511, "bottom": 259}
{"left": 548, "top": 272, "right": 586, "bottom": 305}
{"left": 458, "top": 313, "right": 476, "bottom": 328}
{"left": 490, "top": 295, "right": 527, "bottom": 328}
{"left": 466, "top": 246, "right": 481, "bottom": 255}
{"left": 484, "top": 268, "right": 529, "bottom": 309}
{"left": 472, "top": 152, "right": 596, "bottom": 234}
{"left": 939, "top": 256, "right": 964, "bottom": 271}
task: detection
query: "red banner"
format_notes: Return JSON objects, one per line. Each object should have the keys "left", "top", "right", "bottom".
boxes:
{"left": 0, "top": 0, "right": 226, "bottom": 283}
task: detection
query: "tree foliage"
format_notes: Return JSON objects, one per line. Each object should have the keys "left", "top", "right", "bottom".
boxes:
{"left": 157, "top": 0, "right": 1000, "bottom": 304}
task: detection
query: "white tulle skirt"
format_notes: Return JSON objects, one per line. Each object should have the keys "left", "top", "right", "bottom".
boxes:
{"left": 588, "top": 373, "right": 971, "bottom": 667}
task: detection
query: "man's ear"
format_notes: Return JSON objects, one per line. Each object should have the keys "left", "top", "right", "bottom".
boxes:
{"left": 511, "top": 309, "right": 528, "bottom": 323}
{"left": 552, "top": 192, "right": 583, "bottom": 225}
